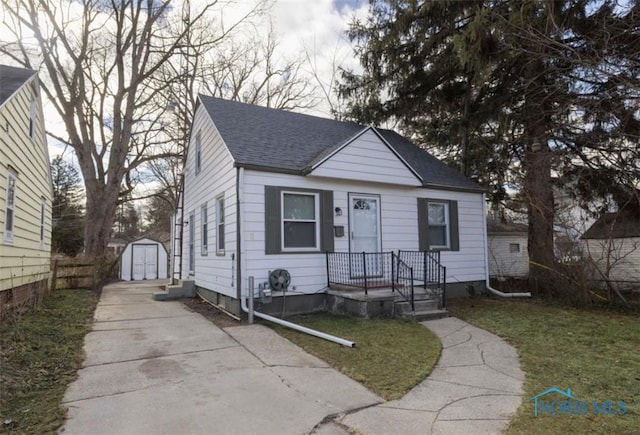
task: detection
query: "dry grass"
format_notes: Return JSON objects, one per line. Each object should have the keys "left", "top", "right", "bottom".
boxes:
{"left": 0, "top": 289, "right": 97, "bottom": 434}
{"left": 449, "top": 297, "right": 639, "bottom": 434}
{"left": 269, "top": 313, "right": 441, "bottom": 400}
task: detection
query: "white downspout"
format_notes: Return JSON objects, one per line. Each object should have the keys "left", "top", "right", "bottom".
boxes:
{"left": 237, "top": 168, "right": 355, "bottom": 347}
{"left": 482, "top": 194, "right": 531, "bottom": 298}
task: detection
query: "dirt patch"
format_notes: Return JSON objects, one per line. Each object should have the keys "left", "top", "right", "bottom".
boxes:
{"left": 181, "top": 297, "right": 243, "bottom": 329}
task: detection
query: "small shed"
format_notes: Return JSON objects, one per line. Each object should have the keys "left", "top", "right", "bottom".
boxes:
{"left": 487, "top": 219, "right": 529, "bottom": 279}
{"left": 120, "top": 238, "right": 168, "bottom": 281}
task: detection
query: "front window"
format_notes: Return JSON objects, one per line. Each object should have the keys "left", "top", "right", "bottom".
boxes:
{"left": 188, "top": 212, "right": 195, "bottom": 273}
{"left": 4, "top": 172, "right": 17, "bottom": 243}
{"left": 29, "top": 98, "right": 36, "bottom": 140}
{"left": 281, "top": 192, "right": 319, "bottom": 250}
{"left": 428, "top": 202, "right": 449, "bottom": 249}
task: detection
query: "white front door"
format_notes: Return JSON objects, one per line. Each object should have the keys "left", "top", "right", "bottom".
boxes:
{"left": 349, "top": 194, "right": 381, "bottom": 276}
{"left": 144, "top": 245, "right": 158, "bottom": 279}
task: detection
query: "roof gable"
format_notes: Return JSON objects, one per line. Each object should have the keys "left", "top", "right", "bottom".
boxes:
{"left": 198, "top": 95, "right": 483, "bottom": 192}
{"left": 308, "top": 127, "right": 422, "bottom": 186}
{"left": 0, "top": 64, "right": 37, "bottom": 109}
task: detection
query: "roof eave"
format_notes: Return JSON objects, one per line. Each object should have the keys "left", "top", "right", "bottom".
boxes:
{"left": 421, "top": 182, "right": 486, "bottom": 194}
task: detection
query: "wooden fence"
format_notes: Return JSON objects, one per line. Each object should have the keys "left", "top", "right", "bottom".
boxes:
{"left": 50, "top": 257, "right": 120, "bottom": 291}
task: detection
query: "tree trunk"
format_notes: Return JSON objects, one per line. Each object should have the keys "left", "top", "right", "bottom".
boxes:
{"left": 524, "top": 146, "right": 555, "bottom": 296}
{"left": 83, "top": 182, "right": 120, "bottom": 258}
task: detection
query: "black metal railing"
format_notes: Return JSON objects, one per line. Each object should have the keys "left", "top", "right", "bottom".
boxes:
{"left": 326, "top": 252, "right": 395, "bottom": 294}
{"left": 326, "top": 250, "right": 447, "bottom": 310}
{"left": 398, "top": 250, "right": 447, "bottom": 309}
{"left": 394, "top": 255, "right": 415, "bottom": 310}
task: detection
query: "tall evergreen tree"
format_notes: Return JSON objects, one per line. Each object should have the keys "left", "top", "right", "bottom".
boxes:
{"left": 50, "top": 156, "right": 84, "bottom": 256}
{"left": 341, "top": 0, "right": 640, "bottom": 296}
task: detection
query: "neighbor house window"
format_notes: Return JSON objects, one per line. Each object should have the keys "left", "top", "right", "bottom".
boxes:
{"left": 417, "top": 198, "right": 460, "bottom": 251}
{"left": 216, "top": 196, "right": 225, "bottom": 253}
{"left": 29, "top": 98, "right": 36, "bottom": 140}
{"left": 4, "top": 172, "right": 17, "bottom": 243}
{"left": 201, "top": 204, "right": 208, "bottom": 256}
{"left": 188, "top": 212, "right": 195, "bottom": 273}
{"left": 39, "top": 199, "right": 46, "bottom": 249}
{"left": 281, "top": 191, "right": 319, "bottom": 251}
{"left": 509, "top": 243, "right": 520, "bottom": 253}
{"left": 195, "top": 131, "right": 202, "bottom": 174}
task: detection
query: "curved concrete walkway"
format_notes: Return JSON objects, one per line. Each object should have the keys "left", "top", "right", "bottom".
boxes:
{"left": 61, "top": 282, "right": 524, "bottom": 434}
{"left": 324, "top": 317, "right": 525, "bottom": 434}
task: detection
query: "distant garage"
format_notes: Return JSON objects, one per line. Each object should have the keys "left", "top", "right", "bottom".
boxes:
{"left": 120, "top": 238, "right": 169, "bottom": 281}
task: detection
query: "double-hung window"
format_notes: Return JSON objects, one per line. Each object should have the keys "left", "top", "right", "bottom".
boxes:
{"left": 427, "top": 201, "right": 450, "bottom": 249}
{"left": 418, "top": 198, "right": 459, "bottom": 251}
{"left": 201, "top": 204, "right": 208, "bottom": 255}
{"left": 29, "top": 98, "right": 36, "bottom": 141}
{"left": 188, "top": 212, "right": 195, "bottom": 273}
{"left": 216, "top": 196, "right": 225, "bottom": 253}
{"left": 281, "top": 192, "right": 319, "bottom": 251}
{"left": 4, "top": 172, "right": 17, "bottom": 243}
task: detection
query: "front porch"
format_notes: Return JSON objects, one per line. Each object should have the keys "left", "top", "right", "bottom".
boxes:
{"left": 325, "top": 251, "right": 448, "bottom": 320}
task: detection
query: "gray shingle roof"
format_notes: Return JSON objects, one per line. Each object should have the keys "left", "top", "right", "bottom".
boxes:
{"left": 582, "top": 209, "right": 640, "bottom": 239}
{"left": 0, "top": 64, "right": 36, "bottom": 107}
{"left": 199, "top": 95, "right": 483, "bottom": 192}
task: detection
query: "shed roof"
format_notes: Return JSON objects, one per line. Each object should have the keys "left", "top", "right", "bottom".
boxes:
{"left": 581, "top": 209, "right": 640, "bottom": 239}
{"left": 487, "top": 218, "right": 528, "bottom": 234}
{"left": 198, "top": 95, "right": 483, "bottom": 192}
{"left": 0, "top": 64, "right": 36, "bottom": 107}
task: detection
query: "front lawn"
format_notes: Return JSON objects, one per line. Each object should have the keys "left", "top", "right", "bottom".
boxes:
{"left": 449, "top": 298, "right": 639, "bottom": 434}
{"left": 0, "top": 289, "right": 97, "bottom": 434}
{"left": 269, "top": 314, "right": 441, "bottom": 400}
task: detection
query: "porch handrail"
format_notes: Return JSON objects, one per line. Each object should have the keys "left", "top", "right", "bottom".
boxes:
{"left": 393, "top": 253, "right": 415, "bottom": 310}
{"left": 398, "top": 250, "right": 447, "bottom": 309}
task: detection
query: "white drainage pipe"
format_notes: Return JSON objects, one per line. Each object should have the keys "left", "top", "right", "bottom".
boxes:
{"left": 241, "top": 277, "right": 355, "bottom": 348}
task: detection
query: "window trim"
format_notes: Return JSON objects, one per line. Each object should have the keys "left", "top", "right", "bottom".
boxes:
{"left": 264, "top": 186, "right": 334, "bottom": 255}
{"left": 195, "top": 130, "right": 202, "bottom": 175}
{"left": 4, "top": 171, "right": 17, "bottom": 244}
{"left": 509, "top": 243, "right": 521, "bottom": 254}
{"left": 281, "top": 191, "right": 320, "bottom": 252}
{"left": 216, "top": 195, "right": 225, "bottom": 254}
{"left": 417, "top": 198, "right": 459, "bottom": 252}
{"left": 427, "top": 201, "right": 450, "bottom": 250}
{"left": 201, "top": 203, "right": 208, "bottom": 256}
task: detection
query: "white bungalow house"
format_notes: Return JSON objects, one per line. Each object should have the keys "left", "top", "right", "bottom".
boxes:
{"left": 581, "top": 206, "right": 640, "bottom": 291}
{"left": 0, "top": 64, "right": 52, "bottom": 315}
{"left": 169, "top": 96, "right": 488, "bottom": 316}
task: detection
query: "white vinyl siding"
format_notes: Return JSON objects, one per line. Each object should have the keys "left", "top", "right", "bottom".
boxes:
{"left": 195, "top": 131, "right": 202, "bottom": 175}
{"left": 488, "top": 234, "right": 529, "bottom": 278}
{"left": 179, "top": 103, "right": 236, "bottom": 297}
{"left": 582, "top": 237, "right": 640, "bottom": 289}
{"left": 188, "top": 211, "right": 195, "bottom": 273}
{"left": 29, "top": 98, "right": 36, "bottom": 140}
{"left": 309, "top": 129, "right": 421, "bottom": 186}
{"left": 243, "top": 170, "right": 486, "bottom": 294}
{"left": 39, "top": 198, "right": 45, "bottom": 249}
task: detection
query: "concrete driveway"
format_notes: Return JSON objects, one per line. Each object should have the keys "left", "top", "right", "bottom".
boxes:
{"left": 60, "top": 281, "right": 382, "bottom": 435}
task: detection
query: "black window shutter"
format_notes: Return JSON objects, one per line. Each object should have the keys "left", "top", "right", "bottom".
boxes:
{"left": 417, "top": 198, "right": 429, "bottom": 251}
{"left": 449, "top": 200, "right": 460, "bottom": 251}
{"left": 321, "top": 190, "right": 334, "bottom": 252}
{"left": 265, "top": 186, "right": 281, "bottom": 254}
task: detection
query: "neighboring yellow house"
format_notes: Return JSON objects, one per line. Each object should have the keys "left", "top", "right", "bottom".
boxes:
{"left": 0, "top": 64, "right": 52, "bottom": 313}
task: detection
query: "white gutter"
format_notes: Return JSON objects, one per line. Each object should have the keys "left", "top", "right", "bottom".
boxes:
{"left": 482, "top": 194, "right": 531, "bottom": 298}
{"left": 236, "top": 168, "right": 355, "bottom": 347}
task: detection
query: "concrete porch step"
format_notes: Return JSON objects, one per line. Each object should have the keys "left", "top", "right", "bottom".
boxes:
{"left": 394, "top": 298, "right": 440, "bottom": 315}
{"left": 152, "top": 279, "right": 195, "bottom": 301}
{"left": 399, "top": 309, "right": 449, "bottom": 321}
